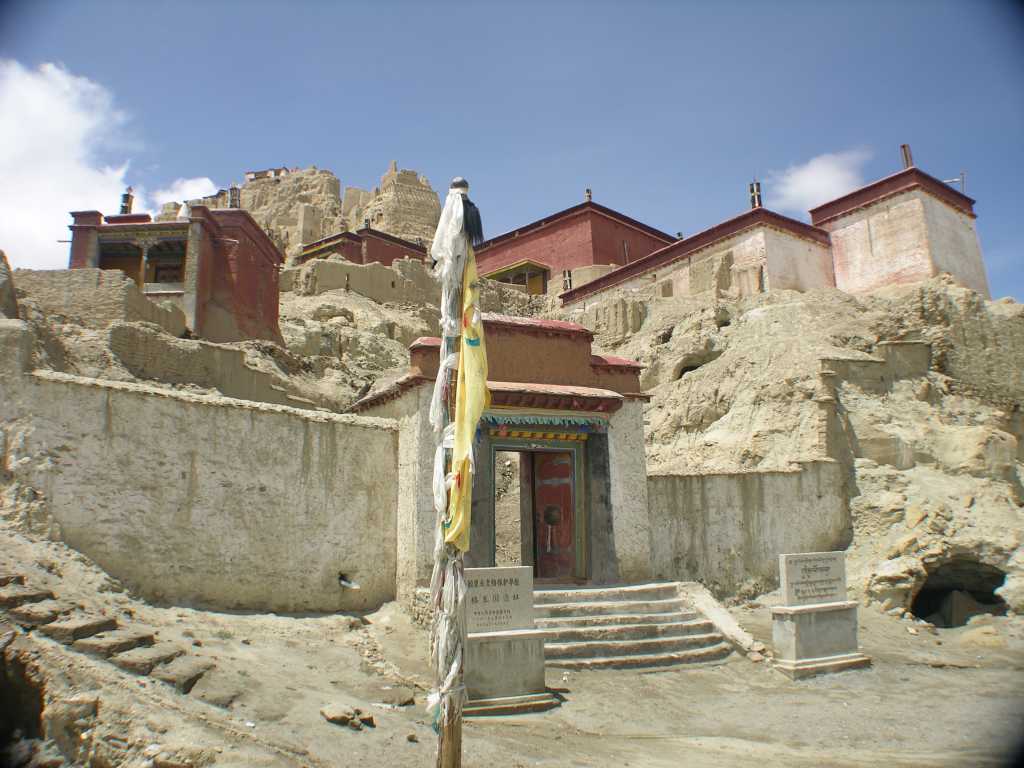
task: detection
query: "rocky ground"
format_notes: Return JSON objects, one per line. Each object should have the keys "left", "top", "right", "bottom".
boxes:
{"left": 2, "top": 521, "right": 1022, "bottom": 767}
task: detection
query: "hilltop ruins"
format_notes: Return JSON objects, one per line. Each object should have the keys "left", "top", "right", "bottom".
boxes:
{"left": 0, "top": 152, "right": 1021, "bottom": 766}
{"left": 157, "top": 161, "right": 440, "bottom": 265}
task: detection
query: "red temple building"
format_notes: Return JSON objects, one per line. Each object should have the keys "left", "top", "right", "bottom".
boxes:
{"left": 474, "top": 194, "right": 676, "bottom": 295}
{"left": 296, "top": 227, "right": 427, "bottom": 267}
{"left": 68, "top": 205, "right": 284, "bottom": 344}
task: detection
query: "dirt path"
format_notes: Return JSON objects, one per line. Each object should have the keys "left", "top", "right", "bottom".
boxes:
{"left": 3, "top": 523, "right": 1022, "bottom": 767}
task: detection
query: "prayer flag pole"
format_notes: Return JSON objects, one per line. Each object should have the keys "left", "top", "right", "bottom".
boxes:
{"left": 427, "top": 177, "right": 487, "bottom": 768}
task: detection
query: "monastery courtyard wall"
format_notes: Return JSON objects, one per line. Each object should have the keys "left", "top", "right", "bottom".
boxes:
{"left": 647, "top": 461, "right": 849, "bottom": 595}
{"left": 1, "top": 319, "right": 400, "bottom": 613}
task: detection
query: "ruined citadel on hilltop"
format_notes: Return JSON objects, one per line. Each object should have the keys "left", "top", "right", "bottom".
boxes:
{"left": 156, "top": 160, "right": 442, "bottom": 264}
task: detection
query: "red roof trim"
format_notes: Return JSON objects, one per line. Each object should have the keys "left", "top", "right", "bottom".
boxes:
{"left": 301, "top": 227, "right": 427, "bottom": 256}
{"left": 93, "top": 222, "right": 190, "bottom": 234}
{"left": 409, "top": 336, "right": 442, "bottom": 350}
{"left": 591, "top": 354, "right": 643, "bottom": 370}
{"left": 302, "top": 231, "right": 362, "bottom": 252}
{"left": 358, "top": 226, "right": 428, "bottom": 254}
{"left": 347, "top": 373, "right": 432, "bottom": 412}
{"left": 475, "top": 201, "right": 675, "bottom": 252}
{"left": 349, "top": 376, "right": 627, "bottom": 414}
{"left": 809, "top": 167, "right": 976, "bottom": 225}
{"left": 560, "top": 207, "right": 829, "bottom": 305}
{"left": 482, "top": 313, "right": 594, "bottom": 338}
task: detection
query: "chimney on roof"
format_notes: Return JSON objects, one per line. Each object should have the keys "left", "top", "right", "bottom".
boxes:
{"left": 748, "top": 180, "right": 763, "bottom": 209}
{"left": 120, "top": 186, "right": 134, "bottom": 215}
{"left": 676, "top": 231, "right": 683, "bottom": 239}
{"left": 585, "top": 188, "right": 592, "bottom": 202}
{"left": 228, "top": 184, "right": 241, "bottom": 208}
{"left": 900, "top": 144, "right": 914, "bottom": 169}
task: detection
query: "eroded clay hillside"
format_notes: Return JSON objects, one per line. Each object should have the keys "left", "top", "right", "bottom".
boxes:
{"left": 557, "top": 278, "right": 1024, "bottom": 615}
{"left": 8, "top": 257, "right": 543, "bottom": 414}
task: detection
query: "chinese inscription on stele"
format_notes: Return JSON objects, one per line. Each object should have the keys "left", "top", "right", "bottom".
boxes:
{"left": 465, "top": 566, "right": 533, "bottom": 633}
{"left": 780, "top": 551, "right": 847, "bottom": 606}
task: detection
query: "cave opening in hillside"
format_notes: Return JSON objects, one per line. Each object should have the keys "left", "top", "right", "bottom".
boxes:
{"left": 675, "top": 365, "right": 701, "bottom": 380}
{"left": 0, "top": 647, "right": 45, "bottom": 762}
{"left": 672, "top": 351, "right": 722, "bottom": 381}
{"left": 910, "top": 558, "right": 1008, "bottom": 627}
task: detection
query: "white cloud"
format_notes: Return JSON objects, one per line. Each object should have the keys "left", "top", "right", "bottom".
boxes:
{"left": 0, "top": 61, "right": 219, "bottom": 270}
{"left": 153, "top": 177, "right": 219, "bottom": 206}
{"left": 766, "top": 148, "right": 873, "bottom": 216}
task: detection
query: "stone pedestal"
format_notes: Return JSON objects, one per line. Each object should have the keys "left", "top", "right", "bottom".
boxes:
{"left": 462, "top": 566, "right": 560, "bottom": 716}
{"left": 771, "top": 601, "right": 870, "bottom": 679}
{"left": 770, "top": 552, "right": 870, "bottom": 680}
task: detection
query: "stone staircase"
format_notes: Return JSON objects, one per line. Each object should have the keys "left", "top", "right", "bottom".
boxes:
{"left": 534, "top": 582, "right": 732, "bottom": 669}
{"left": 0, "top": 573, "right": 212, "bottom": 693}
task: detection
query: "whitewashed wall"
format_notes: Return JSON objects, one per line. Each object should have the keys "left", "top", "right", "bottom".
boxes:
{"left": 1, "top": 320, "right": 400, "bottom": 613}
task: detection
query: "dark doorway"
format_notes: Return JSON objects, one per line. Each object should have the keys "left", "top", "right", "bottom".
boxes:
{"left": 487, "top": 445, "right": 582, "bottom": 583}
{"left": 910, "top": 558, "right": 1008, "bottom": 627}
{"left": 98, "top": 241, "right": 143, "bottom": 285}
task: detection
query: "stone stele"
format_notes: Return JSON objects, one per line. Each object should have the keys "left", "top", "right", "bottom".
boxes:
{"left": 463, "top": 566, "right": 559, "bottom": 716}
{"left": 780, "top": 551, "right": 847, "bottom": 606}
{"left": 771, "top": 551, "right": 870, "bottom": 679}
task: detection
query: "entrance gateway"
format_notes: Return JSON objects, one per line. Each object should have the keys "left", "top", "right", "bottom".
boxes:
{"left": 351, "top": 312, "right": 734, "bottom": 673}
{"left": 349, "top": 312, "right": 654, "bottom": 596}
{"left": 472, "top": 421, "right": 591, "bottom": 583}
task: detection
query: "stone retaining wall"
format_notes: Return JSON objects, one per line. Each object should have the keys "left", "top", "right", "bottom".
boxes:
{"left": 647, "top": 461, "right": 850, "bottom": 596}
{"left": 14, "top": 268, "right": 186, "bottom": 337}
{"left": 1, "top": 320, "right": 399, "bottom": 612}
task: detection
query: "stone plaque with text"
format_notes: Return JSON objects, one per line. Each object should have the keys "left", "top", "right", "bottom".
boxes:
{"left": 465, "top": 566, "right": 533, "bottom": 633}
{"left": 780, "top": 551, "right": 847, "bottom": 606}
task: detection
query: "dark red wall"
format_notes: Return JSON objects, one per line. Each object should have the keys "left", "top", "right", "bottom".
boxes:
{"left": 476, "top": 214, "right": 593, "bottom": 276}
{"left": 476, "top": 210, "right": 671, "bottom": 278}
{"left": 363, "top": 235, "right": 426, "bottom": 266}
{"left": 589, "top": 213, "right": 672, "bottom": 268}
{"left": 205, "top": 210, "right": 282, "bottom": 344}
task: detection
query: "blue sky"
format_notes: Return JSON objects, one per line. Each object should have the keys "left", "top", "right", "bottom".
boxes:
{"left": 2, "top": 0, "right": 1022, "bottom": 299}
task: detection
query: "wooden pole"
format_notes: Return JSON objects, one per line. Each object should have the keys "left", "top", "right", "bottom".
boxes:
{"left": 437, "top": 711, "right": 462, "bottom": 768}
{"left": 435, "top": 339, "right": 463, "bottom": 768}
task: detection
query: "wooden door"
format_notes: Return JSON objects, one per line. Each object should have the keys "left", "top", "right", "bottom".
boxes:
{"left": 532, "top": 451, "right": 575, "bottom": 581}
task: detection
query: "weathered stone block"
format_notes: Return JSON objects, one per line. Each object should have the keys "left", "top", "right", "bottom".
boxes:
{"left": 73, "top": 627, "right": 155, "bottom": 657}
{"left": 151, "top": 655, "right": 213, "bottom": 693}
{"left": 111, "top": 642, "right": 185, "bottom": 674}
{"left": 41, "top": 616, "right": 118, "bottom": 644}
{"left": 0, "top": 584, "right": 54, "bottom": 609}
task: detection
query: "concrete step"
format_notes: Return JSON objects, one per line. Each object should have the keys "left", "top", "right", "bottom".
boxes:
{"left": 546, "top": 642, "right": 733, "bottom": 670}
{"left": 464, "top": 692, "right": 561, "bottom": 717}
{"left": 542, "top": 618, "right": 716, "bottom": 644}
{"left": 535, "top": 611, "right": 699, "bottom": 629}
{"left": 152, "top": 656, "right": 213, "bottom": 693}
{"left": 73, "top": 627, "right": 155, "bottom": 658}
{"left": 545, "top": 632, "right": 725, "bottom": 660}
{"left": 0, "top": 584, "right": 55, "bottom": 609}
{"left": 112, "top": 642, "right": 185, "bottom": 675}
{"left": 8, "top": 600, "right": 69, "bottom": 628}
{"left": 40, "top": 615, "right": 117, "bottom": 644}
{"left": 535, "top": 598, "right": 687, "bottom": 619}
{"left": 534, "top": 583, "right": 680, "bottom": 605}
